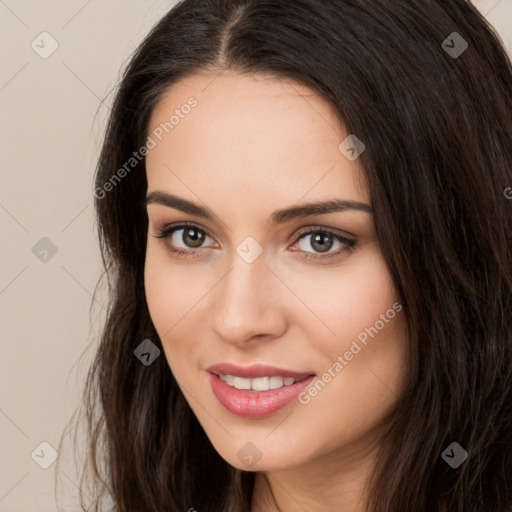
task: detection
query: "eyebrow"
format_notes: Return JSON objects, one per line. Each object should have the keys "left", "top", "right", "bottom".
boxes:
{"left": 144, "top": 191, "right": 372, "bottom": 225}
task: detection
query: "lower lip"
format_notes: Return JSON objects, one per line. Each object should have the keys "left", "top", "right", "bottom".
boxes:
{"left": 208, "top": 372, "right": 316, "bottom": 418}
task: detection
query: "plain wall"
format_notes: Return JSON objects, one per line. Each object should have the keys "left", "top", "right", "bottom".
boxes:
{"left": 0, "top": 1, "right": 511, "bottom": 510}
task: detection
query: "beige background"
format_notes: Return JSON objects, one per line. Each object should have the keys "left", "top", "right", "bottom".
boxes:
{"left": 0, "top": 1, "right": 511, "bottom": 511}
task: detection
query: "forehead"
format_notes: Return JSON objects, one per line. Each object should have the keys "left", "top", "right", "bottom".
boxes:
{"left": 145, "top": 71, "right": 369, "bottom": 216}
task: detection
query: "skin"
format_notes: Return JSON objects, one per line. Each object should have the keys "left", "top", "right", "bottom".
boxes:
{"left": 144, "top": 70, "right": 409, "bottom": 512}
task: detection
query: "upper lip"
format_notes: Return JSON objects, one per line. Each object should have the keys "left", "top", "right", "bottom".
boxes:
{"left": 207, "top": 363, "right": 315, "bottom": 379}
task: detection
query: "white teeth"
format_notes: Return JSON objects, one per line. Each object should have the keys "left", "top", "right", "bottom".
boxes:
{"left": 269, "top": 376, "right": 284, "bottom": 389}
{"left": 251, "top": 377, "right": 270, "bottom": 391}
{"left": 233, "top": 376, "right": 251, "bottom": 390}
{"left": 219, "top": 374, "right": 302, "bottom": 391}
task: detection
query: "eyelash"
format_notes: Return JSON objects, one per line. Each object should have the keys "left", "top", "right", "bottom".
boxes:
{"left": 152, "top": 221, "right": 357, "bottom": 261}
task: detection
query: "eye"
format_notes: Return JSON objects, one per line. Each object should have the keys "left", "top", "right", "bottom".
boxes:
{"left": 291, "top": 227, "right": 357, "bottom": 261}
{"left": 152, "top": 222, "right": 216, "bottom": 259}
{"left": 152, "top": 222, "right": 357, "bottom": 261}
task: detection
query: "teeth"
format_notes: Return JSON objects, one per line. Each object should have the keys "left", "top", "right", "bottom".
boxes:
{"left": 219, "top": 374, "right": 303, "bottom": 391}
{"left": 234, "top": 376, "right": 251, "bottom": 390}
{"left": 270, "top": 376, "right": 284, "bottom": 389}
{"left": 251, "top": 377, "right": 270, "bottom": 391}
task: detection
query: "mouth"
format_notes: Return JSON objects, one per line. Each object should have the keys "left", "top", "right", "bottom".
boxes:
{"left": 211, "top": 373, "right": 311, "bottom": 391}
{"left": 206, "top": 363, "right": 316, "bottom": 418}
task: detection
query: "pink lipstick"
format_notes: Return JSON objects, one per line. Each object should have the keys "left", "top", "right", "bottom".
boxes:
{"left": 207, "top": 363, "right": 316, "bottom": 418}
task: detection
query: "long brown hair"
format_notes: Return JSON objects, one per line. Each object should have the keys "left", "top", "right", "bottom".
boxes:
{"left": 57, "top": 1, "right": 512, "bottom": 510}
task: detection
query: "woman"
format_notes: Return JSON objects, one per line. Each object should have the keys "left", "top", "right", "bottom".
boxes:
{"left": 63, "top": 0, "right": 512, "bottom": 511}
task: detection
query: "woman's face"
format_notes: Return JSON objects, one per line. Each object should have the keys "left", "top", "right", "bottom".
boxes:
{"left": 144, "top": 70, "right": 408, "bottom": 472}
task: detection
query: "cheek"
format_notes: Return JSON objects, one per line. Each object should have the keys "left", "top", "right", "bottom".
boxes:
{"left": 144, "top": 248, "right": 176, "bottom": 330}
{"left": 288, "top": 248, "right": 401, "bottom": 350}
{"left": 143, "top": 245, "right": 215, "bottom": 378}
{"left": 144, "top": 245, "right": 206, "bottom": 330}
{"left": 293, "top": 249, "right": 408, "bottom": 409}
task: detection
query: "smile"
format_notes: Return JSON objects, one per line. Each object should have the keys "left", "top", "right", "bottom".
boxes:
{"left": 206, "top": 363, "right": 316, "bottom": 418}
{"left": 218, "top": 374, "right": 310, "bottom": 391}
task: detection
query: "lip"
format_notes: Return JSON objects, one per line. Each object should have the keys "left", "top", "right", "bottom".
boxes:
{"left": 206, "top": 363, "right": 314, "bottom": 379}
{"left": 207, "top": 367, "right": 316, "bottom": 418}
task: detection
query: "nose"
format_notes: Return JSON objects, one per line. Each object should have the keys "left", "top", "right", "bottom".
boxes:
{"left": 211, "top": 251, "right": 287, "bottom": 347}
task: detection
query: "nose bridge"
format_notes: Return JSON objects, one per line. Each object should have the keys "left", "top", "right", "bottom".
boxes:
{"left": 212, "top": 246, "right": 285, "bottom": 343}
